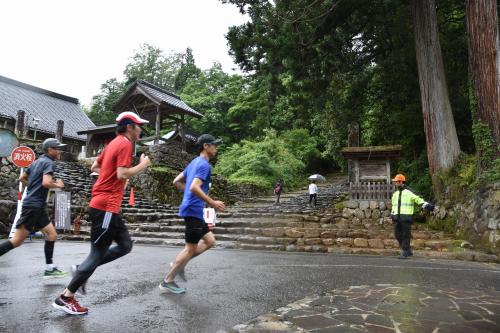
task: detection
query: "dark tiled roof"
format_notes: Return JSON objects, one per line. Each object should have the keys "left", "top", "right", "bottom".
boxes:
{"left": 0, "top": 75, "right": 95, "bottom": 141}
{"left": 113, "top": 80, "right": 203, "bottom": 118}
{"left": 138, "top": 80, "right": 202, "bottom": 118}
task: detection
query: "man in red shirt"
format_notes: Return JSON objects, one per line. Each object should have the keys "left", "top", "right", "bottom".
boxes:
{"left": 52, "top": 112, "right": 151, "bottom": 315}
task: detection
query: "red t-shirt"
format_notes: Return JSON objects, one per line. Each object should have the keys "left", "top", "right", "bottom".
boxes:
{"left": 89, "top": 135, "right": 133, "bottom": 214}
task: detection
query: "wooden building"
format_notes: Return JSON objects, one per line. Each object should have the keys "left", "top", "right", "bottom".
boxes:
{"left": 341, "top": 145, "right": 401, "bottom": 200}
{"left": 0, "top": 75, "right": 94, "bottom": 158}
{"left": 112, "top": 80, "right": 202, "bottom": 150}
{"left": 77, "top": 80, "right": 202, "bottom": 158}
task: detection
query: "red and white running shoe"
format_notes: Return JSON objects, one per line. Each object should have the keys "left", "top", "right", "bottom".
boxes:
{"left": 52, "top": 295, "right": 88, "bottom": 315}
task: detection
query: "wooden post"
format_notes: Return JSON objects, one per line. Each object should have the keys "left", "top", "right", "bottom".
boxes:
{"left": 180, "top": 114, "right": 186, "bottom": 152}
{"left": 15, "top": 110, "right": 25, "bottom": 137}
{"left": 85, "top": 133, "right": 93, "bottom": 158}
{"left": 56, "top": 120, "right": 64, "bottom": 142}
{"left": 347, "top": 122, "right": 360, "bottom": 184}
{"left": 155, "top": 105, "right": 161, "bottom": 145}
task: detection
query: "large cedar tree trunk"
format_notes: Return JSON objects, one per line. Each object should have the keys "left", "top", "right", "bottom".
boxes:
{"left": 466, "top": 0, "right": 500, "bottom": 152}
{"left": 411, "top": 0, "right": 461, "bottom": 193}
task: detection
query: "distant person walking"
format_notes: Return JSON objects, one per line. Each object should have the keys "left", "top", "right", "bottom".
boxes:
{"left": 159, "top": 134, "right": 225, "bottom": 294}
{"left": 390, "top": 174, "right": 434, "bottom": 259}
{"left": 274, "top": 179, "right": 283, "bottom": 205}
{"left": 0, "top": 138, "right": 68, "bottom": 279}
{"left": 53, "top": 112, "right": 151, "bottom": 315}
{"left": 308, "top": 180, "right": 318, "bottom": 207}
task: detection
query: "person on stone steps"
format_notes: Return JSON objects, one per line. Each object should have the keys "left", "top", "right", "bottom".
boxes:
{"left": 274, "top": 179, "right": 283, "bottom": 205}
{"left": 308, "top": 180, "right": 318, "bottom": 207}
{"left": 0, "top": 138, "right": 68, "bottom": 279}
{"left": 159, "top": 134, "right": 226, "bottom": 294}
{"left": 52, "top": 112, "right": 151, "bottom": 315}
{"left": 390, "top": 173, "right": 434, "bottom": 259}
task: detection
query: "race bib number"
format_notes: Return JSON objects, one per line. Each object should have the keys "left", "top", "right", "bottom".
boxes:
{"left": 203, "top": 208, "right": 216, "bottom": 228}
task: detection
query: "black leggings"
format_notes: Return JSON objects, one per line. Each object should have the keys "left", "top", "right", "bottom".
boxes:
{"left": 67, "top": 210, "right": 133, "bottom": 293}
{"left": 309, "top": 194, "right": 317, "bottom": 206}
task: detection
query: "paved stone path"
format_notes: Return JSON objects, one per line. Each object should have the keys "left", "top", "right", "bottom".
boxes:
{"left": 231, "top": 284, "right": 500, "bottom": 332}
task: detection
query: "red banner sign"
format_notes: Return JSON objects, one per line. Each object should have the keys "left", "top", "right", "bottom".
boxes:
{"left": 10, "top": 146, "right": 36, "bottom": 168}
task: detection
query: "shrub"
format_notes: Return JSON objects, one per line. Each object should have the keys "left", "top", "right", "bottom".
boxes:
{"left": 216, "top": 129, "right": 307, "bottom": 192}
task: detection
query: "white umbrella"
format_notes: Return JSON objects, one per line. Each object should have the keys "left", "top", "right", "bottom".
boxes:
{"left": 308, "top": 174, "right": 326, "bottom": 182}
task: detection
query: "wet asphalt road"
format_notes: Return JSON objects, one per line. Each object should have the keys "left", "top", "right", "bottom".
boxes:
{"left": 0, "top": 241, "right": 499, "bottom": 333}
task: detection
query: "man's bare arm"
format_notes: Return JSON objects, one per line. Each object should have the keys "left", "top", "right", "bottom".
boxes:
{"left": 116, "top": 154, "right": 151, "bottom": 180}
{"left": 172, "top": 172, "right": 186, "bottom": 192}
{"left": 189, "top": 178, "right": 226, "bottom": 211}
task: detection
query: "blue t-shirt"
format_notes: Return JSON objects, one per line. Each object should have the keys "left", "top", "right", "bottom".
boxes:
{"left": 22, "top": 154, "right": 55, "bottom": 208}
{"left": 179, "top": 156, "right": 211, "bottom": 219}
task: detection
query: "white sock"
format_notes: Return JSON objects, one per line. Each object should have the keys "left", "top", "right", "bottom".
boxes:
{"left": 47, "top": 264, "right": 55, "bottom": 271}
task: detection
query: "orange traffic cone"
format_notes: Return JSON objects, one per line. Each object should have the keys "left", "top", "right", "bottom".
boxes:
{"left": 129, "top": 187, "right": 135, "bottom": 206}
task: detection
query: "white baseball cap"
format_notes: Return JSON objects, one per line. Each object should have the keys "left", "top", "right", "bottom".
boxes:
{"left": 116, "top": 112, "right": 149, "bottom": 125}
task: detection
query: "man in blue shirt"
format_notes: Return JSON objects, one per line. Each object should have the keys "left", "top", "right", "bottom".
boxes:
{"left": 159, "top": 134, "right": 225, "bottom": 294}
{"left": 0, "top": 138, "right": 68, "bottom": 278}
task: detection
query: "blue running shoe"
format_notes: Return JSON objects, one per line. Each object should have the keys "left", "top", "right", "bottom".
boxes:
{"left": 159, "top": 280, "right": 186, "bottom": 294}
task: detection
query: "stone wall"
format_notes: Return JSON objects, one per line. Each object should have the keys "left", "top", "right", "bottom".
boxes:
{"left": 341, "top": 200, "right": 392, "bottom": 226}
{"left": 0, "top": 157, "right": 19, "bottom": 201}
{"left": 432, "top": 182, "right": 500, "bottom": 254}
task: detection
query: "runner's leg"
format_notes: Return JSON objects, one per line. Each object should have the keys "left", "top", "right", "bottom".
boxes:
{"left": 100, "top": 222, "right": 133, "bottom": 265}
{"left": 64, "top": 242, "right": 110, "bottom": 296}
{"left": 1, "top": 225, "right": 30, "bottom": 251}
{"left": 165, "top": 243, "right": 198, "bottom": 282}
{"left": 41, "top": 223, "right": 57, "bottom": 265}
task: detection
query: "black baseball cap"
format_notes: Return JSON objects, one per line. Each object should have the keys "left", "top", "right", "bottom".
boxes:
{"left": 42, "top": 138, "right": 67, "bottom": 151}
{"left": 196, "top": 134, "right": 223, "bottom": 146}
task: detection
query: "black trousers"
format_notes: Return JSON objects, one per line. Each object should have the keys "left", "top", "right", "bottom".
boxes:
{"left": 67, "top": 209, "right": 133, "bottom": 293}
{"left": 394, "top": 221, "right": 412, "bottom": 255}
{"left": 309, "top": 194, "right": 317, "bottom": 206}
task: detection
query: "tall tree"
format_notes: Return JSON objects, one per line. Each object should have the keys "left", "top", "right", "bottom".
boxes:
{"left": 123, "top": 44, "right": 184, "bottom": 91}
{"left": 411, "top": 0, "right": 461, "bottom": 190}
{"left": 174, "top": 47, "right": 202, "bottom": 92}
{"left": 466, "top": 0, "right": 500, "bottom": 152}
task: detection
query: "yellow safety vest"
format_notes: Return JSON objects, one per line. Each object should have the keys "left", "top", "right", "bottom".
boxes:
{"left": 391, "top": 188, "right": 425, "bottom": 216}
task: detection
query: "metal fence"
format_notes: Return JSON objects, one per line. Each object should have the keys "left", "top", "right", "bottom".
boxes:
{"left": 349, "top": 182, "right": 395, "bottom": 200}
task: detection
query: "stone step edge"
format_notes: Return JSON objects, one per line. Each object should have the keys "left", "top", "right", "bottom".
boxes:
{"left": 69, "top": 228, "right": 451, "bottom": 242}
{"left": 57, "top": 236, "right": 497, "bottom": 263}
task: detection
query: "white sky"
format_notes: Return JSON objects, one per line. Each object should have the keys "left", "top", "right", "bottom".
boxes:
{"left": 0, "top": 0, "right": 247, "bottom": 106}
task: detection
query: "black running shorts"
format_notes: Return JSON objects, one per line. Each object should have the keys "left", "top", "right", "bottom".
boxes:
{"left": 89, "top": 207, "right": 128, "bottom": 246}
{"left": 16, "top": 206, "right": 50, "bottom": 232}
{"left": 184, "top": 216, "right": 209, "bottom": 244}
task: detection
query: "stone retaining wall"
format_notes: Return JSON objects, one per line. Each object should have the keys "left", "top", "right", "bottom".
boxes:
{"left": 341, "top": 200, "right": 392, "bottom": 225}
{"left": 433, "top": 182, "right": 500, "bottom": 254}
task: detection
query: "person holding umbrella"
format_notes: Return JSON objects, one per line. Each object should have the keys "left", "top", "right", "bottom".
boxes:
{"left": 307, "top": 174, "right": 325, "bottom": 207}
{"left": 308, "top": 180, "right": 318, "bottom": 207}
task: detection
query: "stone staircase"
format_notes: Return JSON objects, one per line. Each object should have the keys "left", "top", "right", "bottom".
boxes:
{"left": 55, "top": 171, "right": 470, "bottom": 260}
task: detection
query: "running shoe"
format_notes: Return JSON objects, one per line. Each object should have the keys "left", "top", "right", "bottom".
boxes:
{"left": 170, "top": 261, "right": 187, "bottom": 282}
{"left": 44, "top": 267, "right": 68, "bottom": 279}
{"left": 159, "top": 281, "right": 186, "bottom": 294}
{"left": 52, "top": 295, "right": 88, "bottom": 315}
{"left": 71, "top": 265, "right": 88, "bottom": 295}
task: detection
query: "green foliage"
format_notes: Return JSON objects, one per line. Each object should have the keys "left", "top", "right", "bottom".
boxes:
{"left": 436, "top": 153, "right": 477, "bottom": 202}
{"left": 123, "top": 44, "right": 184, "bottom": 91}
{"left": 428, "top": 215, "right": 457, "bottom": 234}
{"left": 174, "top": 48, "right": 202, "bottom": 91}
{"left": 215, "top": 129, "right": 307, "bottom": 191}
{"left": 87, "top": 78, "right": 126, "bottom": 125}
{"left": 281, "top": 128, "right": 320, "bottom": 169}
{"left": 392, "top": 151, "right": 433, "bottom": 200}
{"left": 181, "top": 63, "right": 253, "bottom": 144}
{"left": 472, "top": 121, "right": 499, "bottom": 181}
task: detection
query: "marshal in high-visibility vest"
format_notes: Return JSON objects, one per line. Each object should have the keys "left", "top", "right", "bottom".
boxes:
{"left": 390, "top": 173, "right": 434, "bottom": 259}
